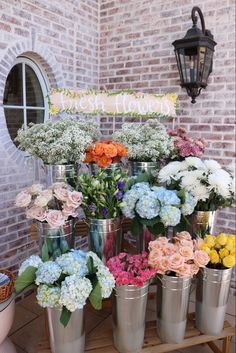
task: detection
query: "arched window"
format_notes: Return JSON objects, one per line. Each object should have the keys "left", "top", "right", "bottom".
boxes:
{"left": 3, "top": 56, "right": 48, "bottom": 144}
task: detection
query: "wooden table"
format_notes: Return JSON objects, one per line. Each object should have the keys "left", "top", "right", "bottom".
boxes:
{"left": 38, "top": 312, "right": 235, "bottom": 353}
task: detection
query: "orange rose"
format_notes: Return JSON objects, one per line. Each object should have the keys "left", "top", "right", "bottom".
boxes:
{"left": 97, "top": 154, "right": 112, "bottom": 168}
{"left": 115, "top": 143, "right": 128, "bottom": 157}
{"left": 84, "top": 150, "right": 94, "bottom": 163}
{"left": 94, "top": 142, "right": 104, "bottom": 156}
{"left": 103, "top": 144, "right": 118, "bottom": 158}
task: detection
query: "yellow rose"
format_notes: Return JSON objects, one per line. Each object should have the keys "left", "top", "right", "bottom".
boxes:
{"left": 231, "top": 251, "right": 235, "bottom": 258}
{"left": 219, "top": 248, "right": 229, "bottom": 259}
{"left": 223, "top": 255, "right": 236, "bottom": 268}
{"left": 205, "top": 235, "right": 216, "bottom": 248}
{"left": 209, "top": 250, "right": 220, "bottom": 264}
{"left": 225, "top": 238, "right": 236, "bottom": 252}
{"left": 214, "top": 243, "right": 222, "bottom": 250}
{"left": 200, "top": 244, "right": 211, "bottom": 254}
{"left": 216, "top": 233, "right": 227, "bottom": 246}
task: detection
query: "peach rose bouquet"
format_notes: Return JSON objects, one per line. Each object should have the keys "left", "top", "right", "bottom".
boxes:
{"left": 15, "top": 183, "right": 83, "bottom": 259}
{"left": 148, "top": 231, "right": 209, "bottom": 278}
{"left": 200, "top": 233, "right": 236, "bottom": 269}
{"left": 84, "top": 140, "right": 128, "bottom": 168}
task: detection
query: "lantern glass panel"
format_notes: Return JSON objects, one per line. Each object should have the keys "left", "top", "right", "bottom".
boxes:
{"left": 201, "top": 47, "right": 213, "bottom": 83}
{"left": 178, "top": 48, "right": 198, "bottom": 84}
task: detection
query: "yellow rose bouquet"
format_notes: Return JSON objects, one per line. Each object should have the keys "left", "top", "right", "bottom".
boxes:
{"left": 200, "top": 233, "right": 236, "bottom": 269}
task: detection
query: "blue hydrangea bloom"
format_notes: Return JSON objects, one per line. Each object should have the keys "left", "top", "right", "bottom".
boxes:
{"left": 181, "top": 191, "right": 197, "bottom": 216}
{"left": 136, "top": 192, "right": 160, "bottom": 219}
{"left": 159, "top": 205, "right": 181, "bottom": 226}
{"left": 152, "top": 186, "right": 180, "bottom": 206}
{"left": 56, "top": 251, "right": 88, "bottom": 277}
{"left": 35, "top": 262, "right": 62, "bottom": 285}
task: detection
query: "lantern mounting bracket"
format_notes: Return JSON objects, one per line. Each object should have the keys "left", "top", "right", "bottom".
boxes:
{"left": 191, "top": 6, "right": 206, "bottom": 34}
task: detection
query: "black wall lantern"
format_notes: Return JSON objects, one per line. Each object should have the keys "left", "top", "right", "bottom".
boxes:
{"left": 172, "top": 6, "right": 217, "bottom": 103}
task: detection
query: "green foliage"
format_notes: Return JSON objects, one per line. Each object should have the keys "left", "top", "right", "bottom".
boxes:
{"left": 60, "top": 306, "right": 72, "bottom": 327}
{"left": 15, "top": 266, "right": 37, "bottom": 294}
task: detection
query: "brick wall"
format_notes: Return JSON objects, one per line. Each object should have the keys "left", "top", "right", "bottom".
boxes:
{"left": 0, "top": 0, "right": 99, "bottom": 272}
{"left": 0, "top": 0, "right": 235, "bottom": 272}
{"left": 99, "top": 0, "right": 236, "bottom": 234}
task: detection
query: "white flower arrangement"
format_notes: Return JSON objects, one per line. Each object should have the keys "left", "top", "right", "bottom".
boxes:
{"left": 15, "top": 118, "right": 101, "bottom": 164}
{"left": 113, "top": 119, "right": 174, "bottom": 162}
{"left": 16, "top": 250, "right": 115, "bottom": 327}
{"left": 158, "top": 157, "right": 235, "bottom": 211}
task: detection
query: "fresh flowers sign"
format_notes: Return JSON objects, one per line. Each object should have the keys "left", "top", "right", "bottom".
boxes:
{"left": 84, "top": 141, "right": 128, "bottom": 168}
{"left": 15, "top": 183, "right": 82, "bottom": 227}
{"left": 200, "top": 233, "right": 236, "bottom": 269}
{"left": 15, "top": 251, "right": 115, "bottom": 326}
{"left": 79, "top": 169, "right": 127, "bottom": 219}
{"left": 107, "top": 252, "right": 156, "bottom": 287}
{"left": 148, "top": 232, "right": 209, "bottom": 277}
{"left": 49, "top": 89, "right": 178, "bottom": 119}
{"left": 159, "top": 157, "right": 235, "bottom": 211}
{"left": 113, "top": 120, "right": 174, "bottom": 162}
{"left": 15, "top": 118, "right": 101, "bottom": 164}
{"left": 122, "top": 175, "right": 197, "bottom": 235}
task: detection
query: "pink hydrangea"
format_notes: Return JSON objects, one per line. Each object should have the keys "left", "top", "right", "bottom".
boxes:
{"left": 107, "top": 252, "right": 156, "bottom": 287}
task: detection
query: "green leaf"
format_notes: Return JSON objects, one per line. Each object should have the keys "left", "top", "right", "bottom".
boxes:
{"left": 89, "top": 280, "right": 102, "bottom": 310}
{"left": 15, "top": 266, "right": 37, "bottom": 294}
{"left": 139, "top": 216, "right": 160, "bottom": 227}
{"left": 131, "top": 217, "right": 143, "bottom": 236}
{"left": 147, "top": 222, "right": 165, "bottom": 236}
{"left": 41, "top": 241, "right": 49, "bottom": 262}
{"left": 60, "top": 306, "right": 72, "bottom": 327}
{"left": 87, "top": 256, "right": 95, "bottom": 274}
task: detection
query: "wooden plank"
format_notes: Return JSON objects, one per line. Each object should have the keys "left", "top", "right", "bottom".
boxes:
{"left": 207, "top": 341, "right": 223, "bottom": 353}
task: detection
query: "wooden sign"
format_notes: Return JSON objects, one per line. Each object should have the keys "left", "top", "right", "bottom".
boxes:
{"left": 49, "top": 89, "right": 178, "bottom": 119}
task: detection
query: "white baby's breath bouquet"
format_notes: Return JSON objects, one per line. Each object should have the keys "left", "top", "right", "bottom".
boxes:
{"left": 158, "top": 157, "right": 235, "bottom": 211}
{"left": 15, "top": 118, "right": 101, "bottom": 164}
{"left": 113, "top": 119, "right": 174, "bottom": 162}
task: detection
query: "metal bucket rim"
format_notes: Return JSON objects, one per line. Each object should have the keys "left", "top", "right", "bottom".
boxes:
{"left": 115, "top": 282, "right": 150, "bottom": 290}
{"left": 88, "top": 217, "right": 121, "bottom": 224}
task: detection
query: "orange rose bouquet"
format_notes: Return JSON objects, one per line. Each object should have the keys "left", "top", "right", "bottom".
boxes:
{"left": 84, "top": 141, "right": 128, "bottom": 168}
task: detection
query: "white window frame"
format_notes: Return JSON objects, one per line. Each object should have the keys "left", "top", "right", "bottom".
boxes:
{"left": 3, "top": 56, "right": 49, "bottom": 126}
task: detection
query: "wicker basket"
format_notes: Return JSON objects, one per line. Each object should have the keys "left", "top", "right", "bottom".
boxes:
{"left": 0, "top": 269, "right": 15, "bottom": 303}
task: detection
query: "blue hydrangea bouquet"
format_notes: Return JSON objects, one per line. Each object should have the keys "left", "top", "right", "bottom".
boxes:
{"left": 121, "top": 174, "right": 197, "bottom": 236}
{"left": 15, "top": 250, "right": 115, "bottom": 326}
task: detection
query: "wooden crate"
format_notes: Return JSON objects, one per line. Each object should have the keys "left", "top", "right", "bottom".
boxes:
{"left": 38, "top": 312, "right": 235, "bottom": 353}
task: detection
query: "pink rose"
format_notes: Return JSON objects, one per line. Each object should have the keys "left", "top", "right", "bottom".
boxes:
{"left": 193, "top": 238, "right": 204, "bottom": 250}
{"left": 179, "top": 246, "right": 194, "bottom": 261}
{"left": 194, "top": 250, "right": 210, "bottom": 267}
{"left": 148, "top": 249, "right": 163, "bottom": 268}
{"left": 158, "top": 257, "right": 170, "bottom": 274}
{"left": 27, "top": 184, "right": 43, "bottom": 195}
{"left": 175, "top": 231, "right": 192, "bottom": 242}
{"left": 35, "top": 190, "right": 53, "bottom": 207}
{"left": 15, "top": 191, "right": 32, "bottom": 208}
{"left": 169, "top": 254, "right": 185, "bottom": 270}
{"left": 46, "top": 210, "right": 65, "bottom": 228}
{"left": 54, "top": 188, "right": 69, "bottom": 202}
{"left": 190, "top": 263, "right": 200, "bottom": 276}
{"left": 179, "top": 239, "right": 194, "bottom": 249}
{"left": 67, "top": 191, "right": 83, "bottom": 207}
{"left": 26, "top": 206, "right": 47, "bottom": 222}
{"left": 62, "top": 204, "right": 78, "bottom": 218}
{"left": 176, "top": 264, "right": 192, "bottom": 278}
{"left": 162, "top": 243, "right": 176, "bottom": 256}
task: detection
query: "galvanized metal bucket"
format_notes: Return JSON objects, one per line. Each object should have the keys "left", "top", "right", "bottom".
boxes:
{"left": 156, "top": 275, "right": 192, "bottom": 343}
{"left": 135, "top": 227, "right": 156, "bottom": 253}
{"left": 47, "top": 308, "right": 85, "bottom": 353}
{"left": 189, "top": 211, "right": 216, "bottom": 238}
{"left": 112, "top": 283, "right": 149, "bottom": 353}
{"left": 88, "top": 218, "right": 122, "bottom": 264}
{"left": 37, "top": 220, "right": 75, "bottom": 259}
{"left": 89, "top": 162, "right": 122, "bottom": 176}
{"left": 195, "top": 267, "right": 232, "bottom": 335}
{"left": 44, "top": 164, "right": 78, "bottom": 188}
{"left": 128, "top": 161, "right": 159, "bottom": 177}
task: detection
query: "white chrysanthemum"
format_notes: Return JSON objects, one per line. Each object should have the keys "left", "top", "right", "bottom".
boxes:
{"left": 190, "top": 183, "right": 210, "bottom": 201}
{"left": 180, "top": 170, "right": 204, "bottom": 188}
{"left": 37, "top": 284, "right": 61, "bottom": 308}
{"left": 208, "top": 169, "right": 233, "bottom": 198}
{"left": 185, "top": 157, "right": 206, "bottom": 170}
{"left": 230, "top": 177, "right": 235, "bottom": 194}
{"left": 59, "top": 275, "right": 92, "bottom": 312}
{"left": 19, "top": 255, "right": 43, "bottom": 275}
{"left": 204, "top": 159, "right": 222, "bottom": 172}
{"left": 96, "top": 266, "right": 115, "bottom": 298}
{"left": 158, "top": 161, "right": 183, "bottom": 183}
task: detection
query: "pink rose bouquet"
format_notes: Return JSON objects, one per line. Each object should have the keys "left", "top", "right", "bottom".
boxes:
{"left": 107, "top": 252, "right": 156, "bottom": 287}
{"left": 168, "top": 127, "right": 207, "bottom": 159}
{"left": 148, "top": 231, "right": 209, "bottom": 278}
{"left": 15, "top": 182, "right": 83, "bottom": 228}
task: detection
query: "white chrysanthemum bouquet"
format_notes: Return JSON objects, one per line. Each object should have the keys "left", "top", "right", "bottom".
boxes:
{"left": 158, "top": 157, "right": 235, "bottom": 211}
{"left": 113, "top": 119, "right": 174, "bottom": 162}
{"left": 15, "top": 118, "right": 101, "bottom": 164}
{"left": 15, "top": 250, "right": 115, "bottom": 326}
